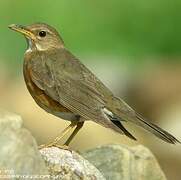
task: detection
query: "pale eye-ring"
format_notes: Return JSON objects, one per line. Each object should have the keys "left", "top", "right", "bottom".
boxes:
{"left": 39, "top": 31, "right": 46, "bottom": 37}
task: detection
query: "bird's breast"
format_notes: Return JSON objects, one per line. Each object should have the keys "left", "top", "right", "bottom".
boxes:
{"left": 23, "top": 53, "right": 75, "bottom": 121}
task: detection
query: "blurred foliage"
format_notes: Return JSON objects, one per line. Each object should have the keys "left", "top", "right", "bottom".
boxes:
{"left": 0, "top": 0, "right": 181, "bottom": 69}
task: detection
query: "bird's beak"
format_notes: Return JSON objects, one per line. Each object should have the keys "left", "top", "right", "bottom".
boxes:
{"left": 8, "top": 24, "right": 36, "bottom": 40}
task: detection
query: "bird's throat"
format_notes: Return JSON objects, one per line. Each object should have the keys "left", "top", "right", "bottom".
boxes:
{"left": 26, "top": 38, "right": 33, "bottom": 53}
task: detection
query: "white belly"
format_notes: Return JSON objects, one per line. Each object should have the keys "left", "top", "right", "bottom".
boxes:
{"left": 53, "top": 112, "right": 78, "bottom": 121}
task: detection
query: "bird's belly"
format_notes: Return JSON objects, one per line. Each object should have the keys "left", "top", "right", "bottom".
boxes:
{"left": 50, "top": 111, "right": 78, "bottom": 121}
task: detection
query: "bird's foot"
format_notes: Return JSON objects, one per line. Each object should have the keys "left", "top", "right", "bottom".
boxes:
{"left": 38, "top": 143, "right": 52, "bottom": 150}
{"left": 53, "top": 144, "right": 71, "bottom": 151}
{"left": 38, "top": 143, "right": 71, "bottom": 151}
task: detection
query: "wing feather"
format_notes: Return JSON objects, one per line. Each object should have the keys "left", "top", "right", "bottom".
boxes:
{"left": 28, "top": 48, "right": 112, "bottom": 123}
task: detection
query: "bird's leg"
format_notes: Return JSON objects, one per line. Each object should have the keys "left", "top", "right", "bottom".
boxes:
{"left": 54, "top": 122, "right": 84, "bottom": 151}
{"left": 64, "top": 121, "right": 84, "bottom": 146}
{"left": 38, "top": 121, "right": 77, "bottom": 149}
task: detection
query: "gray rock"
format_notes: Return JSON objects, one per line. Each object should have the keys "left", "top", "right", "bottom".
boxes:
{"left": 0, "top": 109, "right": 49, "bottom": 178}
{"left": 83, "top": 144, "right": 167, "bottom": 180}
{"left": 40, "top": 147, "right": 105, "bottom": 180}
{"left": 0, "top": 109, "right": 105, "bottom": 180}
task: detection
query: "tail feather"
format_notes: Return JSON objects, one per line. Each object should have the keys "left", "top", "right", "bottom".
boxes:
{"left": 108, "top": 96, "right": 180, "bottom": 144}
{"left": 111, "top": 120, "right": 137, "bottom": 141}
{"left": 135, "top": 113, "right": 180, "bottom": 144}
{"left": 104, "top": 108, "right": 137, "bottom": 141}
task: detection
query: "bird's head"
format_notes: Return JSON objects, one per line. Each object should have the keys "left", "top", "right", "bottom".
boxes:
{"left": 9, "top": 23, "right": 64, "bottom": 51}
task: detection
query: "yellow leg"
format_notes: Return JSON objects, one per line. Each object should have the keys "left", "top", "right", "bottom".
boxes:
{"left": 64, "top": 121, "right": 84, "bottom": 146}
{"left": 39, "top": 121, "right": 77, "bottom": 149}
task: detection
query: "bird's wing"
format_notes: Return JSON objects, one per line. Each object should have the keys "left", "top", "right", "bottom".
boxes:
{"left": 29, "top": 48, "right": 114, "bottom": 123}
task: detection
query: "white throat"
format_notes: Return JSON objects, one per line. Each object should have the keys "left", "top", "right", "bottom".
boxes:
{"left": 26, "top": 38, "right": 33, "bottom": 53}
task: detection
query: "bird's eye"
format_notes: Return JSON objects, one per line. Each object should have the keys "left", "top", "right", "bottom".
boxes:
{"left": 39, "top": 31, "right": 46, "bottom": 37}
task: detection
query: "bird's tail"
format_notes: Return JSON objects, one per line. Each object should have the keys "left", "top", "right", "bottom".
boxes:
{"left": 108, "top": 96, "right": 180, "bottom": 144}
{"left": 134, "top": 113, "right": 180, "bottom": 144}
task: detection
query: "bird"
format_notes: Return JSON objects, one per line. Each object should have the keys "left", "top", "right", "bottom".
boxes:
{"left": 9, "top": 23, "right": 180, "bottom": 149}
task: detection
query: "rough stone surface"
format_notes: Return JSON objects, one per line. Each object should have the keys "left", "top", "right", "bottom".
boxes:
{"left": 40, "top": 147, "right": 105, "bottom": 180}
{"left": 0, "top": 109, "right": 105, "bottom": 180}
{"left": 83, "top": 144, "right": 167, "bottom": 180}
{"left": 0, "top": 109, "right": 49, "bottom": 178}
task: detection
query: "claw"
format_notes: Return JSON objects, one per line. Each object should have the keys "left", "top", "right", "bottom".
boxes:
{"left": 38, "top": 143, "right": 72, "bottom": 152}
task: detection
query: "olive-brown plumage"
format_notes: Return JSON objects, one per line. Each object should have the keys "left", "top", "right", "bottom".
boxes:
{"left": 9, "top": 23, "right": 180, "bottom": 147}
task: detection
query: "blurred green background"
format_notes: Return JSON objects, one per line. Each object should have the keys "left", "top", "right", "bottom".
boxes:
{"left": 0, "top": 0, "right": 181, "bottom": 179}
{"left": 1, "top": 0, "right": 181, "bottom": 70}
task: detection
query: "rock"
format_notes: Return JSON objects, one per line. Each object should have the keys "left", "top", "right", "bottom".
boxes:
{"left": 0, "top": 109, "right": 105, "bottom": 180}
{"left": 0, "top": 109, "right": 49, "bottom": 178}
{"left": 82, "top": 144, "right": 167, "bottom": 180}
{"left": 40, "top": 147, "right": 105, "bottom": 180}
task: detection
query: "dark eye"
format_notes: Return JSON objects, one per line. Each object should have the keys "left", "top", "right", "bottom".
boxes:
{"left": 39, "top": 31, "right": 46, "bottom": 37}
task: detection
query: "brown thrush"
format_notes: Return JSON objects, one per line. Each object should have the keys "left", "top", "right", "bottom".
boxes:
{"left": 9, "top": 23, "right": 180, "bottom": 148}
